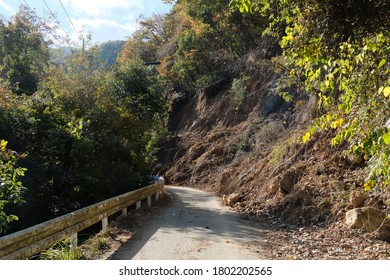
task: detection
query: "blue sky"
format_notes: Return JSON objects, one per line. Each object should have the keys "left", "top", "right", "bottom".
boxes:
{"left": 0, "top": 0, "right": 172, "bottom": 44}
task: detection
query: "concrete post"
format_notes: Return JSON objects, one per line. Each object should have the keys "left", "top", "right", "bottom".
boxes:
{"left": 70, "top": 233, "right": 78, "bottom": 250}
{"left": 147, "top": 196, "right": 152, "bottom": 207}
{"left": 154, "top": 191, "right": 159, "bottom": 201}
{"left": 102, "top": 217, "right": 108, "bottom": 231}
{"left": 136, "top": 201, "right": 141, "bottom": 209}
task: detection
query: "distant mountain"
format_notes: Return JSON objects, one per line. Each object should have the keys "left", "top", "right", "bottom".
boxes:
{"left": 50, "top": 40, "right": 126, "bottom": 68}
{"left": 95, "top": 40, "right": 126, "bottom": 67}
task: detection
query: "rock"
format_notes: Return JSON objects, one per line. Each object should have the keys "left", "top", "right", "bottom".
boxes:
{"left": 223, "top": 193, "right": 241, "bottom": 206}
{"left": 347, "top": 154, "right": 365, "bottom": 167}
{"left": 278, "top": 170, "right": 299, "bottom": 194}
{"left": 377, "top": 221, "right": 390, "bottom": 242}
{"left": 346, "top": 207, "right": 385, "bottom": 232}
{"left": 349, "top": 190, "right": 368, "bottom": 208}
{"left": 267, "top": 178, "right": 280, "bottom": 195}
{"left": 341, "top": 243, "right": 353, "bottom": 249}
{"left": 220, "top": 168, "right": 235, "bottom": 184}
{"left": 261, "top": 91, "right": 286, "bottom": 116}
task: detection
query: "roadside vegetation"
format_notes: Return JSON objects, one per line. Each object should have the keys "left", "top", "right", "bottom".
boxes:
{"left": 0, "top": 6, "right": 168, "bottom": 235}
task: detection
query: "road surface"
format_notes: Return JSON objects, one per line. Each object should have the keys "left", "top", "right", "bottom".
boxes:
{"left": 108, "top": 186, "right": 264, "bottom": 260}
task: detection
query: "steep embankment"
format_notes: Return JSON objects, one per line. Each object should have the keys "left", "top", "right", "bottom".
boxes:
{"left": 155, "top": 63, "right": 390, "bottom": 259}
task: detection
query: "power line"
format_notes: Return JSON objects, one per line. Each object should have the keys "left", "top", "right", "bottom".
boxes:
{"left": 58, "top": 0, "right": 81, "bottom": 40}
{"left": 18, "top": 0, "right": 27, "bottom": 9}
{"left": 19, "top": 0, "right": 66, "bottom": 43}
{"left": 42, "top": 0, "right": 69, "bottom": 38}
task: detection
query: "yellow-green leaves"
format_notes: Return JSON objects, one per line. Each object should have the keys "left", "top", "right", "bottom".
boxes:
{"left": 377, "top": 86, "right": 390, "bottom": 97}
{"left": 378, "top": 59, "right": 386, "bottom": 68}
{"left": 330, "top": 118, "right": 344, "bottom": 129}
{"left": 302, "top": 131, "right": 311, "bottom": 143}
{"left": 229, "top": 0, "right": 253, "bottom": 13}
{"left": 364, "top": 180, "right": 375, "bottom": 192}
{"left": 383, "top": 87, "right": 390, "bottom": 97}
{"left": 0, "top": 139, "right": 8, "bottom": 152}
{"left": 383, "top": 132, "right": 390, "bottom": 145}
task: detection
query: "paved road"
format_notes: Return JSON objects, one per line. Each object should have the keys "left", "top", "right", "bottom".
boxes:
{"left": 108, "top": 186, "right": 263, "bottom": 260}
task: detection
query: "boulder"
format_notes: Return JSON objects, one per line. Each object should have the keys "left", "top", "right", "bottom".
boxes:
{"left": 268, "top": 179, "right": 280, "bottom": 195}
{"left": 377, "top": 222, "right": 390, "bottom": 242}
{"left": 261, "top": 93, "right": 285, "bottom": 116}
{"left": 346, "top": 207, "right": 385, "bottom": 232}
{"left": 349, "top": 190, "right": 368, "bottom": 208}
{"left": 278, "top": 170, "right": 299, "bottom": 194}
{"left": 223, "top": 193, "right": 241, "bottom": 206}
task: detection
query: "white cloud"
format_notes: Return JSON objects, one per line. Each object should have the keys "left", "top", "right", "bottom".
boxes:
{"left": 71, "top": 17, "right": 138, "bottom": 43}
{"left": 62, "top": 0, "right": 143, "bottom": 17}
{"left": 0, "top": 0, "right": 12, "bottom": 12}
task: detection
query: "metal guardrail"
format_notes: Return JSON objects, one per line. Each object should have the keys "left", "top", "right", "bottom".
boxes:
{"left": 0, "top": 179, "right": 164, "bottom": 260}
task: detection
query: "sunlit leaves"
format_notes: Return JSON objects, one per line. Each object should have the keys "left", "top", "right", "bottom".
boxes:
{"left": 302, "top": 131, "right": 311, "bottom": 143}
{"left": 378, "top": 59, "right": 386, "bottom": 68}
{"left": 229, "top": 0, "right": 253, "bottom": 13}
{"left": 330, "top": 118, "right": 344, "bottom": 129}
{"left": 383, "top": 87, "right": 390, "bottom": 97}
{"left": 364, "top": 180, "right": 374, "bottom": 192}
{"left": 383, "top": 132, "right": 390, "bottom": 145}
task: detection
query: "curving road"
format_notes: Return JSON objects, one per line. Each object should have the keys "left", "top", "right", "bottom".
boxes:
{"left": 108, "top": 186, "right": 263, "bottom": 260}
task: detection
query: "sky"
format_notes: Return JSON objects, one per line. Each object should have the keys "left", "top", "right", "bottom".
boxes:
{"left": 0, "top": 0, "right": 172, "bottom": 45}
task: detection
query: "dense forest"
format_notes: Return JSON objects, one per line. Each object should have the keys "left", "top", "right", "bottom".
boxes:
{"left": 1, "top": 0, "right": 390, "bottom": 247}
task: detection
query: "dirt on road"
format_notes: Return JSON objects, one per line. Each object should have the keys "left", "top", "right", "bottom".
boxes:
{"left": 107, "top": 186, "right": 265, "bottom": 260}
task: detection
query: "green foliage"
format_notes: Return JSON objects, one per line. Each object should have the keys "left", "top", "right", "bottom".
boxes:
{"left": 0, "top": 6, "right": 51, "bottom": 94}
{"left": 0, "top": 140, "right": 26, "bottom": 234}
{"left": 119, "top": 0, "right": 269, "bottom": 94}
{"left": 0, "top": 8, "right": 169, "bottom": 233}
{"left": 230, "top": 76, "right": 250, "bottom": 106}
{"left": 230, "top": 0, "right": 253, "bottom": 13}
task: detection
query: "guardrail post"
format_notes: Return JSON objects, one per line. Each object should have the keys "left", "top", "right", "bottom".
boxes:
{"left": 154, "top": 191, "right": 159, "bottom": 201}
{"left": 70, "top": 233, "right": 78, "bottom": 250}
{"left": 136, "top": 201, "right": 141, "bottom": 209}
{"left": 122, "top": 208, "right": 127, "bottom": 216}
{"left": 147, "top": 196, "right": 152, "bottom": 207}
{"left": 102, "top": 217, "right": 108, "bottom": 231}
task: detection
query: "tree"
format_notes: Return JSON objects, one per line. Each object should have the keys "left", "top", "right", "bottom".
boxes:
{"left": 0, "top": 6, "right": 51, "bottom": 94}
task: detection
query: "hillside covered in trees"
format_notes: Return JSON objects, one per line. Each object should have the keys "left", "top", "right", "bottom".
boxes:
{"left": 1, "top": 0, "right": 390, "bottom": 259}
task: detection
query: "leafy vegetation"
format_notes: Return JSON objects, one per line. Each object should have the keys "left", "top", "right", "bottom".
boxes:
{"left": 120, "top": 0, "right": 271, "bottom": 94}
{"left": 0, "top": 140, "right": 26, "bottom": 234}
{"left": 0, "top": 7, "right": 168, "bottom": 234}
{"left": 0, "top": 6, "right": 51, "bottom": 94}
